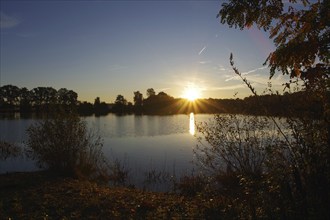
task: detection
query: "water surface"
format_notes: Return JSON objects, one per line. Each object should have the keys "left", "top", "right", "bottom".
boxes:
{"left": 0, "top": 113, "right": 213, "bottom": 187}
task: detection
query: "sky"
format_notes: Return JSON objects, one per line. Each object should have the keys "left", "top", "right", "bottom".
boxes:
{"left": 0, "top": 0, "right": 290, "bottom": 103}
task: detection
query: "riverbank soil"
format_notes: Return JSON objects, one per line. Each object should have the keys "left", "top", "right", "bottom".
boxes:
{"left": 0, "top": 171, "right": 222, "bottom": 219}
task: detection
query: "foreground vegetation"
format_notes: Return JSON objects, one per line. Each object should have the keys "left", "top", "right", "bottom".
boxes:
{"left": 0, "top": 171, "right": 233, "bottom": 219}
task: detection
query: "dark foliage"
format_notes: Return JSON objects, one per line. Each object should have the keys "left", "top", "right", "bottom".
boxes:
{"left": 25, "top": 112, "right": 108, "bottom": 180}
{"left": 0, "top": 141, "right": 22, "bottom": 160}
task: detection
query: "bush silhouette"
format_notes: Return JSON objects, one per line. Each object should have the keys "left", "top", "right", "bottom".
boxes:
{"left": 25, "top": 112, "right": 108, "bottom": 180}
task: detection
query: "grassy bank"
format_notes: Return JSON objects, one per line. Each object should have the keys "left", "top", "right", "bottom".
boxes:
{"left": 0, "top": 171, "right": 225, "bottom": 219}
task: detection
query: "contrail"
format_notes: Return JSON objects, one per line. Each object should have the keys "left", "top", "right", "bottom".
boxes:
{"left": 198, "top": 46, "right": 206, "bottom": 55}
{"left": 242, "top": 66, "right": 267, "bottom": 75}
{"left": 225, "top": 66, "right": 268, "bottom": 82}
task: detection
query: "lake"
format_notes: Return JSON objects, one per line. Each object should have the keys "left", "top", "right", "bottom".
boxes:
{"left": 0, "top": 113, "right": 213, "bottom": 190}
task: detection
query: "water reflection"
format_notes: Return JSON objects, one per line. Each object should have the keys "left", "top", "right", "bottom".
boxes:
{"left": 189, "top": 113, "right": 195, "bottom": 135}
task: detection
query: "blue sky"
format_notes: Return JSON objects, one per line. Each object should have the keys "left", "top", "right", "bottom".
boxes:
{"left": 0, "top": 0, "right": 289, "bottom": 103}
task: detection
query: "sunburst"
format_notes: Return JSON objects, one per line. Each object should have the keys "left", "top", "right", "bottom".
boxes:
{"left": 182, "top": 85, "right": 201, "bottom": 101}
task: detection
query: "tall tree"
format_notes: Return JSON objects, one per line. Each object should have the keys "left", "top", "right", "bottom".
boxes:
{"left": 115, "top": 95, "right": 127, "bottom": 106}
{"left": 113, "top": 95, "right": 127, "bottom": 114}
{"left": 94, "top": 97, "right": 101, "bottom": 106}
{"left": 19, "top": 87, "right": 33, "bottom": 112}
{"left": 93, "top": 97, "right": 108, "bottom": 116}
{"left": 133, "top": 91, "right": 143, "bottom": 107}
{"left": 0, "top": 85, "right": 20, "bottom": 106}
{"left": 218, "top": 0, "right": 329, "bottom": 81}
{"left": 57, "top": 88, "right": 78, "bottom": 106}
{"left": 146, "top": 88, "right": 156, "bottom": 98}
{"left": 133, "top": 91, "right": 143, "bottom": 114}
{"left": 31, "top": 87, "right": 57, "bottom": 106}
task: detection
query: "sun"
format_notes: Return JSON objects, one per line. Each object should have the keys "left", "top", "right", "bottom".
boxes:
{"left": 182, "top": 85, "right": 201, "bottom": 101}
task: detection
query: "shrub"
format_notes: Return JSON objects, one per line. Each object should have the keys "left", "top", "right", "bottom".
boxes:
{"left": 25, "top": 112, "right": 108, "bottom": 180}
{"left": 0, "top": 141, "right": 22, "bottom": 160}
{"left": 195, "top": 114, "right": 277, "bottom": 178}
{"left": 195, "top": 114, "right": 281, "bottom": 217}
{"left": 176, "top": 173, "right": 207, "bottom": 196}
{"left": 194, "top": 54, "right": 330, "bottom": 218}
{"left": 108, "top": 159, "right": 130, "bottom": 186}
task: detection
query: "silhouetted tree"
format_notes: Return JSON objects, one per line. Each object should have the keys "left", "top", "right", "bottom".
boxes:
{"left": 0, "top": 85, "right": 20, "bottom": 107}
{"left": 157, "top": 91, "right": 168, "bottom": 96}
{"left": 0, "top": 91, "right": 4, "bottom": 109}
{"left": 31, "top": 87, "right": 58, "bottom": 112}
{"left": 78, "top": 101, "right": 94, "bottom": 116}
{"left": 143, "top": 91, "right": 175, "bottom": 114}
{"left": 0, "top": 85, "right": 83, "bottom": 114}
{"left": 113, "top": 95, "right": 127, "bottom": 114}
{"left": 115, "top": 95, "right": 127, "bottom": 106}
{"left": 146, "top": 88, "right": 156, "bottom": 98}
{"left": 19, "top": 87, "right": 33, "bottom": 112}
{"left": 127, "top": 102, "right": 134, "bottom": 113}
{"left": 94, "top": 97, "right": 101, "bottom": 115}
{"left": 94, "top": 97, "right": 101, "bottom": 106}
{"left": 0, "top": 83, "right": 323, "bottom": 116}
{"left": 133, "top": 91, "right": 143, "bottom": 114}
{"left": 133, "top": 91, "right": 143, "bottom": 106}
{"left": 57, "top": 88, "right": 78, "bottom": 106}
{"left": 93, "top": 97, "right": 108, "bottom": 116}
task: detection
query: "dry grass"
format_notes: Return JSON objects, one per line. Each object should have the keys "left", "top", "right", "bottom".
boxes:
{"left": 0, "top": 171, "right": 226, "bottom": 219}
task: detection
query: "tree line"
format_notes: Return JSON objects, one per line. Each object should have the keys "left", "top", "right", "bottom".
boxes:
{"left": 0, "top": 84, "right": 324, "bottom": 117}
{"left": 0, "top": 85, "right": 78, "bottom": 113}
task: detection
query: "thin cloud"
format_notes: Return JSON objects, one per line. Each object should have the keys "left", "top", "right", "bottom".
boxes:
{"left": 225, "top": 75, "right": 240, "bottom": 82}
{"left": 246, "top": 74, "right": 287, "bottom": 86}
{"left": 225, "top": 70, "right": 288, "bottom": 90}
{"left": 0, "top": 12, "right": 21, "bottom": 29}
{"left": 216, "top": 64, "right": 227, "bottom": 71}
{"left": 198, "top": 46, "right": 207, "bottom": 55}
{"left": 225, "top": 66, "right": 267, "bottom": 82}
{"left": 208, "top": 84, "right": 246, "bottom": 91}
{"left": 241, "top": 66, "right": 267, "bottom": 75}
{"left": 199, "top": 60, "right": 212, "bottom": 64}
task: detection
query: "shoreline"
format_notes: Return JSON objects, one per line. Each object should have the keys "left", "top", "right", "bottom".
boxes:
{"left": 0, "top": 171, "right": 214, "bottom": 219}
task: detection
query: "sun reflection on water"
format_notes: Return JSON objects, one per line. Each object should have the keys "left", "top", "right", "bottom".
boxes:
{"left": 189, "top": 112, "right": 195, "bottom": 135}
